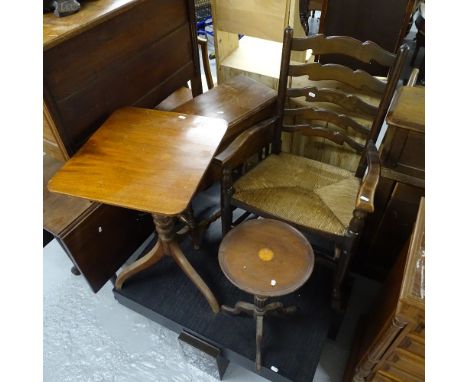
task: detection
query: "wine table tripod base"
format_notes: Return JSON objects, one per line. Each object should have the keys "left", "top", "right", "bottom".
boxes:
{"left": 218, "top": 219, "right": 315, "bottom": 371}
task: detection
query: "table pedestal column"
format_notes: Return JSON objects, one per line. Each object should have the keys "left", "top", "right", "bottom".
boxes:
{"left": 115, "top": 214, "right": 220, "bottom": 313}
{"left": 222, "top": 296, "right": 297, "bottom": 371}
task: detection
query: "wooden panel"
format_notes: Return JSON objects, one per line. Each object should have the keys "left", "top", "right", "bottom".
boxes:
{"left": 371, "top": 370, "right": 401, "bottom": 382}
{"left": 379, "top": 363, "right": 421, "bottom": 382}
{"left": 44, "top": 0, "right": 141, "bottom": 48}
{"left": 384, "top": 348, "right": 424, "bottom": 379}
{"left": 45, "top": 24, "right": 195, "bottom": 154}
{"left": 44, "top": 0, "right": 187, "bottom": 100}
{"left": 213, "top": 0, "right": 290, "bottom": 42}
{"left": 61, "top": 203, "right": 154, "bottom": 293}
{"left": 399, "top": 334, "right": 424, "bottom": 358}
{"left": 43, "top": 154, "right": 94, "bottom": 236}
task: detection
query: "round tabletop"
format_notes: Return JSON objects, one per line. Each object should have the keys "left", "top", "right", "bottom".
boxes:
{"left": 218, "top": 219, "right": 315, "bottom": 297}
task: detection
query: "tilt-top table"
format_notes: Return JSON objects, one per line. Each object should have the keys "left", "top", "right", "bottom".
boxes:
{"left": 48, "top": 107, "right": 227, "bottom": 313}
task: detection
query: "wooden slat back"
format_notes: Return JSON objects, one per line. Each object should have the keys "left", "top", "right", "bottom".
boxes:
{"left": 275, "top": 27, "right": 408, "bottom": 173}
{"left": 291, "top": 34, "right": 396, "bottom": 67}
{"left": 287, "top": 86, "right": 379, "bottom": 116}
{"left": 213, "top": 0, "right": 291, "bottom": 42}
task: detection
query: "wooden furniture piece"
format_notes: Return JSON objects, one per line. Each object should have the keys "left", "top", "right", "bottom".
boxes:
{"left": 318, "top": 0, "right": 416, "bottom": 76}
{"left": 218, "top": 219, "right": 314, "bottom": 371}
{"left": 155, "top": 36, "right": 215, "bottom": 112}
{"left": 344, "top": 198, "right": 425, "bottom": 382}
{"left": 157, "top": 75, "right": 277, "bottom": 248}
{"left": 217, "top": 28, "right": 408, "bottom": 311}
{"left": 357, "top": 85, "right": 424, "bottom": 277}
{"left": 48, "top": 107, "right": 227, "bottom": 313}
{"left": 211, "top": 0, "right": 306, "bottom": 90}
{"left": 283, "top": 31, "right": 408, "bottom": 173}
{"left": 43, "top": 0, "right": 204, "bottom": 290}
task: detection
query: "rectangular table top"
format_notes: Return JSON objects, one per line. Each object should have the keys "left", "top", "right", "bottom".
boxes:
{"left": 48, "top": 107, "right": 227, "bottom": 216}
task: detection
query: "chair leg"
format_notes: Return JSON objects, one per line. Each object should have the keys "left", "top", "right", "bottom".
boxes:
{"left": 221, "top": 167, "right": 233, "bottom": 237}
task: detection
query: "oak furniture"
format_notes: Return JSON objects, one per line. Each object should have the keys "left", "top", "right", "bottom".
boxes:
{"left": 219, "top": 219, "right": 314, "bottom": 371}
{"left": 210, "top": 0, "right": 306, "bottom": 90}
{"left": 43, "top": 0, "right": 206, "bottom": 291}
{"left": 357, "top": 84, "right": 424, "bottom": 277}
{"left": 217, "top": 28, "right": 408, "bottom": 311}
{"left": 344, "top": 198, "right": 425, "bottom": 381}
{"left": 49, "top": 107, "right": 227, "bottom": 313}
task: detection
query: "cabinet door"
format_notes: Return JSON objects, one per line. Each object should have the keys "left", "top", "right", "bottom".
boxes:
{"left": 59, "top": 204, "right": 154, "bottom": 293}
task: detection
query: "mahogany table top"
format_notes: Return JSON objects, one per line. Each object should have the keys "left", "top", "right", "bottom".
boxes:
{"left": 48, "top": 107, "right": 227, "bottom": 216}
{"left": 219, "top": 219, "right": 315, "bottom": 297}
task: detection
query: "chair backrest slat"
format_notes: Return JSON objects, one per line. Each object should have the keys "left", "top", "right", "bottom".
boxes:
{"left": 287, "top": 86, "right": 379, "bottom": 116}
{"left": 289, "top": 63, "right": 387, "bottom": 94}
{"left": 291, "top": 34, "right": 396, "bottom": 67}
{"left": 282, "top": 124, "right": 365, "bottom": 153}
{"left": 283, "top": 106, "right": 370, "bottom": 135}
{"left": 274, "top": 27, "right": 409, "bottom": 175}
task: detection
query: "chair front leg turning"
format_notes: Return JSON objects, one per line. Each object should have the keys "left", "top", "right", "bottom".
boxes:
{"left": 332, "top": 209, "right": 367, "bottom": 310}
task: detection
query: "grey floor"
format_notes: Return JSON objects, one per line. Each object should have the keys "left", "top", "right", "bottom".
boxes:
{"left": 43, "top": 236, "right": 380, "bottom": 382}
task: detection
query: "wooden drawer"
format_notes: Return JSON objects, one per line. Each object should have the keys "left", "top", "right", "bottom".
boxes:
{"left": 59, "top": 203, "right": 154, "bottom": 293}
{"left": 399, "top": 334, "right": 424, "bottom": 358}
{"left": 371, "top": 370, "right": 401, "bottom": 382}
{"left": 383, "top": 348, "right": 424, "bottom": 381}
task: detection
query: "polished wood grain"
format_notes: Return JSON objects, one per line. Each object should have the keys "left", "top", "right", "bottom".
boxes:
{"left": 44, "top": 0, "right": 202, "bottom": 156}
{"left": 219, "top": 219, "right": 314, "bottom": 297}
{"left": 356, "top": 141, "right": 380, "bottom": 212}
{"left": 173, "top": 75, "right": 277, "bottom": 148}
{"left": 43, "top": 0, "right": 139, "bottom": 49}
{"left": 386, "top": 87, "right": 424, "bottom": 133}
{"left": 48, "top": 107, "right": 227, "bottom": 216}
{"left": 43, "top": 154, "right": 93, "bottom": 236}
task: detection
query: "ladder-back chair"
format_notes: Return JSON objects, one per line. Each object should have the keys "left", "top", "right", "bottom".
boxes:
{"left": 216, "top": 27, "right": 408, "bottom": 311}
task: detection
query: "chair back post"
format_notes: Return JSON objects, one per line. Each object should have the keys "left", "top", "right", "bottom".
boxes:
{"left": 355, "top": 43, "right": 409, "bottom": 178}
{"left": 273, "top": 26, "right": 294, "bottom": 154}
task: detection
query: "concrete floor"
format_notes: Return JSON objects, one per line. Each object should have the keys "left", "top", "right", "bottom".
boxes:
{"left": 43, "top": 237, "right": 380, "bottom": 382}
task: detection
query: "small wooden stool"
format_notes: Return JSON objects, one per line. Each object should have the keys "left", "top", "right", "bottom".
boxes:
{"left": 218, "top": 219, "right": 315, "bottom": 371}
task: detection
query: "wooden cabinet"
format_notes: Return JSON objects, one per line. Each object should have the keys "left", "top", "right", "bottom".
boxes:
{"left": 211, "top": 0, "right": 305, "bottom": 89}
{"left": 357, "top": 86, "right": 424, "bottom": 277}
{"left": 345, "top": 198, "right": 425, "bottom": 382}
{"left": 43, "top": 0, "right": 202, "bottom": 291}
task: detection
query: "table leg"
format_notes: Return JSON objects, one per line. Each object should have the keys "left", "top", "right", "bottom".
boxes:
{"left": 169, "top": 241, "right": 220, "bottom": 313}
{"left": 115, "top": 240, "right": 165, "bottom": 290}
{"left": 115, "top": 214, "right": 220, "bottom": 314}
